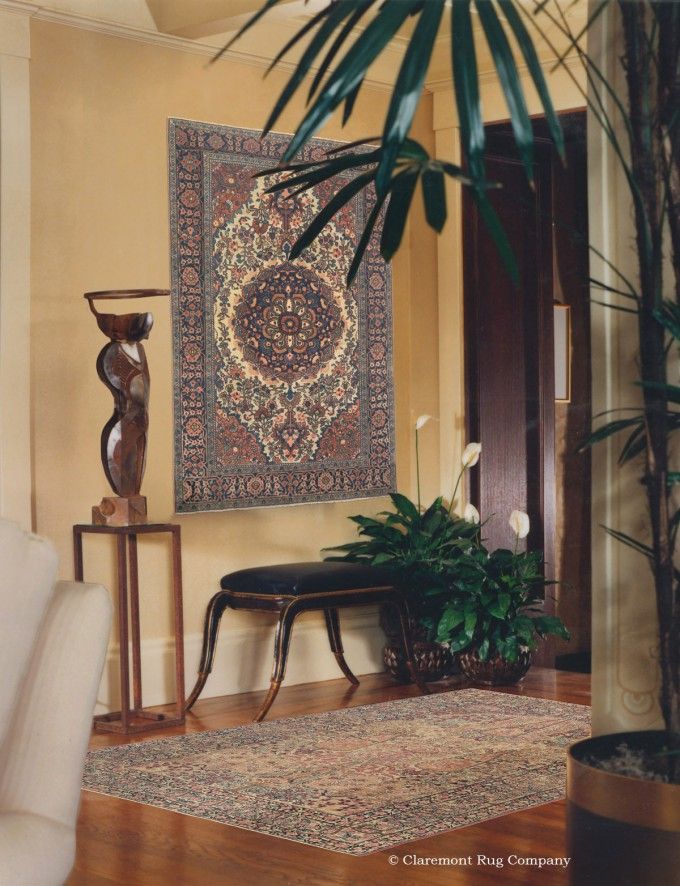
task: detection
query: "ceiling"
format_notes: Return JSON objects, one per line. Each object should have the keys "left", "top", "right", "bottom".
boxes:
{"left": 144, "top": 0, "right": 588, "bottom": 89}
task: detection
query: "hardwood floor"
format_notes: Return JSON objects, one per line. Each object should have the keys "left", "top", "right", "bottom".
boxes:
{"left": 70, "top": 668, "right": 590, "bottom": 885}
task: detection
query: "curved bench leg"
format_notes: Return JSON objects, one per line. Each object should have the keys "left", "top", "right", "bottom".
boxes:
{"left": 185, "top": 591, "right": 230, "bottom": 712}
{"left": 324, "top": 608, "right": 360, "bottom": 686}
{"left": 392, "top": 594, "right": 431, "bottom": 695}
{"left": 255, "top": 602, "right": 297, "bottom": 723}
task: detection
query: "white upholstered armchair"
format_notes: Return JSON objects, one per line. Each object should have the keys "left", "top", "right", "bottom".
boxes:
{"left": 0, "top": 519, "right": 112, "bottom": 886}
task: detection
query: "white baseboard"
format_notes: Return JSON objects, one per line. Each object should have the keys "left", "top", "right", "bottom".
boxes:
{"left": 94, "top": 607, "right": 385, "bottom": 714}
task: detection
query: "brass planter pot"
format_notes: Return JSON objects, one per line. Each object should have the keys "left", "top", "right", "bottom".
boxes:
{"left": 383, "top": 641, "right": 454, "bottom": 683}
{"left": 456, "top": 647, "right": 532, "bottom": 685}
{"left": 567, "top": 731, "right": 680, "bottom": 886}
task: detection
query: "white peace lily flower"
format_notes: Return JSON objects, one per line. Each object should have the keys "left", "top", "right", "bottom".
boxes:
{"left": 415, "top": 414, "right": 432, "bottom": 430}
{"left": 463, "top": 503, "right": 480, "bottom": 524}
{"left": 461, "top": 442, "right": 481, "bottom": 468}
{"left": 509, "top": 510, "right": 530, "bottom": 539}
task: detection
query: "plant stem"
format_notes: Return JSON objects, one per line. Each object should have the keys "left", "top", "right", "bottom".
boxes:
{"left": 415, "top": 427, "right": 421, "bottom": 513}
{"left": 448, "top": 466, "right": 465, "bottom": 516}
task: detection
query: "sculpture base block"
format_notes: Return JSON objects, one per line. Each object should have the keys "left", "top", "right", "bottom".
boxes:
{"left": 92, "top": 496, "right": 147, "bottom": 526}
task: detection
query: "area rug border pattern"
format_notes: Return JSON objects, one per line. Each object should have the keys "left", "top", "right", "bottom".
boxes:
{"left": 83, "top": 689, "right": 591, "bottom": 856}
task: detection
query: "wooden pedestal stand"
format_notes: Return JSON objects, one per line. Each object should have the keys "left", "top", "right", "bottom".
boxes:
{"left": 74, "top": 523, "right": 185, "bottom": 734}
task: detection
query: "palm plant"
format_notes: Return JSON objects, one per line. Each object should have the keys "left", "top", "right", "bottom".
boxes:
{"left": 224, "top": 0, "right": 564, "bottom": 284}
{"left": 228, "top": 1, "right": 680, "bottom": 739}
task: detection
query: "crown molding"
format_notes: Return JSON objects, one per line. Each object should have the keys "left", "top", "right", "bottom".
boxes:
{"left": 0, "top": 0, "right": 396, "bottom": 91}
{"left": 426, "top": 49, "right": 585, "bottom": 94}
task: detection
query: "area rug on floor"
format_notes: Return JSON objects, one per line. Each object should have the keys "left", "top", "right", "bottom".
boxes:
{"left": 83, "top": 689, "right": 590, "bottom": 855}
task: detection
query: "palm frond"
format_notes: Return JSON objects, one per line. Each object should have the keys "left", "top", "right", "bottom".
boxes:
{"left": 376, "top": 0, "right": 445, "bottom": 196}
{"left": 475, "top": 0, "right": 534, "bottom": 184}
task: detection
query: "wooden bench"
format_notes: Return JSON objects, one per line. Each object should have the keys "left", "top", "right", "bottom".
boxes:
{"left": 185, "top": 562, "right": 430, "bottom": 722}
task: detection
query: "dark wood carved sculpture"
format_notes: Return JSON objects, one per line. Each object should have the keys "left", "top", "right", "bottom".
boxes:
{"left": 85, "top": 290, "right": 169, "bottom": 525}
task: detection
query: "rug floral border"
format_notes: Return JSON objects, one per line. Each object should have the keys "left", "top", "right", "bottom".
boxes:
{"left": 83, "top": 689, "right": 591, "bottom": 856}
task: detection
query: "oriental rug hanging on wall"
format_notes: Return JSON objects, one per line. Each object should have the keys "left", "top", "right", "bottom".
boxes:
{"left": 169, "top": 119, "right": 395, "bottom": 512}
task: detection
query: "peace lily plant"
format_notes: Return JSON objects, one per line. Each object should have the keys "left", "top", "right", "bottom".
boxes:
{"left": 326, "top": 416, "right": 568, "bottom": 670}
{"left": 428, "top": 506, "right": 569, "bottom": 668}
{"left": 324, "top": 416, "right": 481, "bottom": 615}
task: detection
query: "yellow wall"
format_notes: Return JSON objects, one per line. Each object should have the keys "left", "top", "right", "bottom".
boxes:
{"left": 29, "top": 20, "right": 438, "bottom": 699}
{"left": 28, "top": 17, "right": 592, "bottom": 707}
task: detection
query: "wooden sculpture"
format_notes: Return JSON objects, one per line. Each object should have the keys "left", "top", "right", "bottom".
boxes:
{"left": 86, "top": 289, "right": 169, "bottom": 525}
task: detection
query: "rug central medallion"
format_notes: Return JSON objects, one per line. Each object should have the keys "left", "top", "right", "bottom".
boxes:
{"left": 169, "top": 120, "right": 395, "bottom": 511}
{"left": 234, "top": 264, "right": 344, "bottom": 383}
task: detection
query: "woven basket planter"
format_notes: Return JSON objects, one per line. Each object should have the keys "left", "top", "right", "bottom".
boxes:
{"left": 383, "top": 640, "right": 455, "bottom": 683}
{"left": 456, "top": 647, "right": 532, "bottom": 685}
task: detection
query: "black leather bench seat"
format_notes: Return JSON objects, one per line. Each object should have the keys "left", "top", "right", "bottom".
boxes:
{"left": 221, "top": 561, "right": 395, "bottom": 596}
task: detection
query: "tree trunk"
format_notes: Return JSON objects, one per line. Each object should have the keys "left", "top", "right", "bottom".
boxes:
{"left": 619, "top": 1, "right": 680, "bottom": 740}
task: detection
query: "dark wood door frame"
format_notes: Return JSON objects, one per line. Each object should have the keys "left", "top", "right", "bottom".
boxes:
{"left": 463, "top": 135, "right": 555, "bottom": 564}
{"left": 463, "top": 112, "right": 588, "bottom": 667}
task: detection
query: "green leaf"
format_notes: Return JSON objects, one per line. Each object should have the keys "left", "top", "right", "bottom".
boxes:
{"left": 635, "top": 379, "right": 680, "bottom": 405}
{"left": 553, "top": 0, "right": 609, "bottom": 69}
{"left": 579, "top": 416, "right": 644, "bottom": 451}
{"left": 307, "top": 1, "right": 373, "bottom": 102}
{"left": 421, "top": 497, "right": 445, "bottom": 520}
{"left": 451, "top": 0, "right": 485, "bottom": 180}
{"left": 496, "top": 0, "right": 564, "bottom": 160}
{"left": 390, "top": 493, "right": 420, "bottom": 521}
{"left": 478, "top": 637, "right": 490, "bottom": 661}
{"left": 262, "top": 150, "right": 379, "bottom": 196}
{"left": 214, "top": 0, "right": 283, "bottom": 61}
{"left": 618, "top": 423, "right": 646, "bottom": 465}
{"left": 263, "top": 0, "right": 362, "bottom": 137}
{"left": 502, "top": 636, "right": 519, "bottom": 663}
{"left": 464, "top": 611, "right": 478, "bottom": 638}
{"left": 533, "top": 615, "right": 570, "bottom": 641}
{"left": 396, "top": 138, "right": 429, "bottom": 162}
{"left": 283, "top": 0, "right": 418, "bottom": 162}
{"left": 265, "top": 4, "right": 333, "bottom": 75}
{"left": 421, "top": 168, "right": 447, "bottom": 232}
{"left": 343, "top": 81, "right": 363, "bottom": 124}
{"left": 474, "top": 0, "right": 534, "bottom": 184}
{"left": 440, "top": 606, "right": 466, "bottom": 633}
{"left": 487, "top": 592, "right": 511, "bottom": 619}
{"left": 449, "top": 635, "right": 472, "bottom": 653}
{"left": 513, "top": 615, "right": 535, "bottom": 644}
{"left": 600, "top": 524, "right": 680, "bottom": 583}
{"left": 601, "top": 524, "right": 653, "bottom": 562}
{"left": 441, "top": 161, "right": 475, "bottom": 186}
{"left": 289, "top": 170, "right": 375, "bottom": 259}
{"left": 470, "top": 187, "right": 519, "bottom": 287}
{"left": 380, "top": 168, "right": 419, "bottom": 260}
{"left": 654, "top": 301, "right": 680, "bottom": 340}
{"left": 376, "top": 0, "right": 445, "bottom": 196}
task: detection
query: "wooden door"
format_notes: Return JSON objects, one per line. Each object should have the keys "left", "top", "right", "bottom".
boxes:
{"left": 463, "top": 113, "right": 591, "bottom": 668}
{"left": 463, "top": 129, "right": 555, "bottom": 558}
